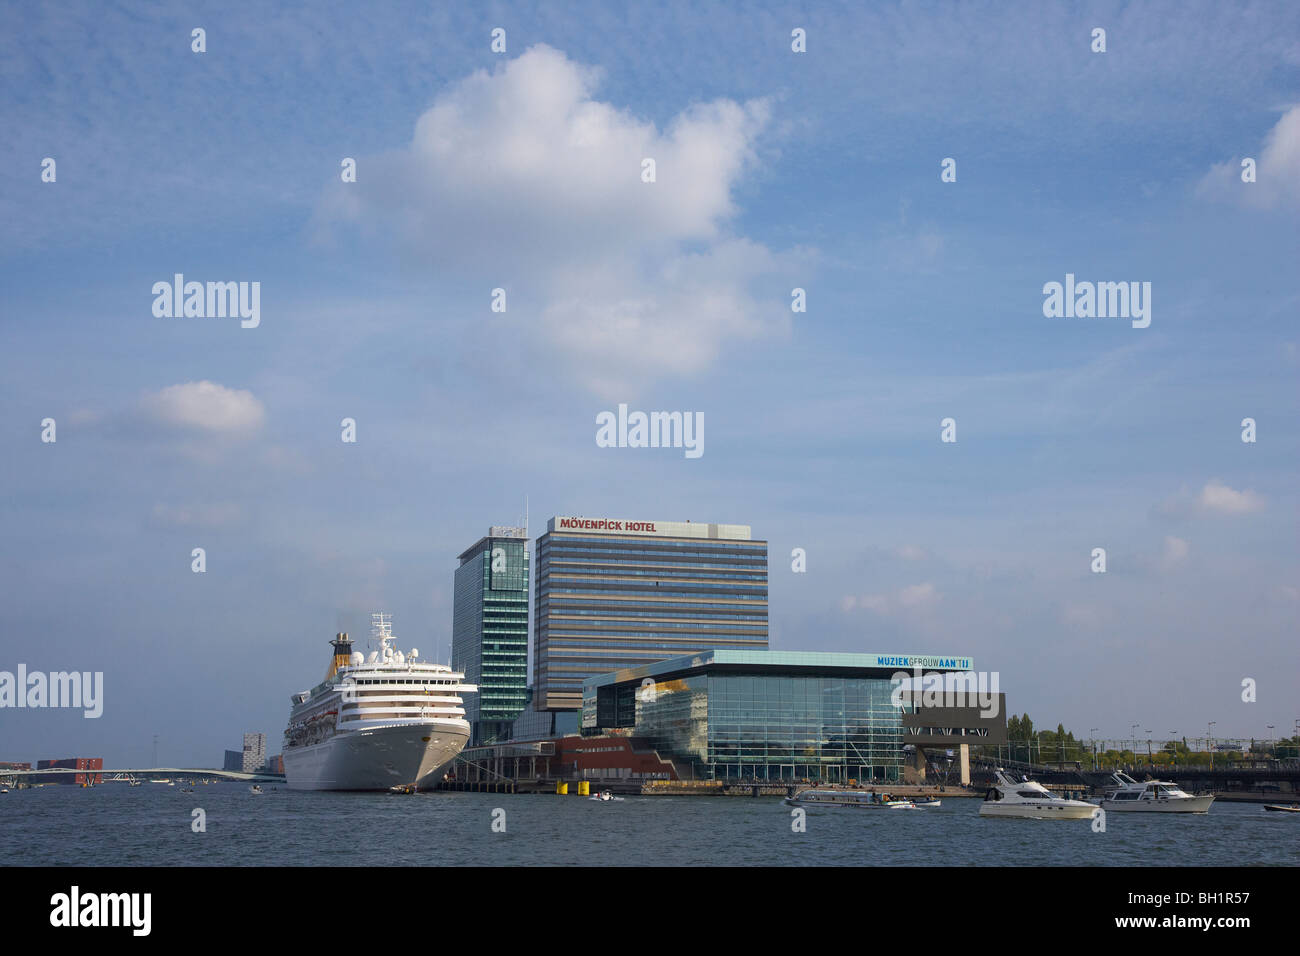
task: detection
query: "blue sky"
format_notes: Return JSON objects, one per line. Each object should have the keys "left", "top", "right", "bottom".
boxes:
{"left": 1, "top": 1, "right": 1297, "bottom": 766}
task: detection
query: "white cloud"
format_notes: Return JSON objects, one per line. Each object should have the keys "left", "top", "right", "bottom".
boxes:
{"left": 1155, "top": 480, "right": 1266, "bottom": 519}
{"left": 898, "top": 582, "right": 938, "bottom": 607}
{"left": 317, "top": 44, "right": 794, "bottom": 396}
{"left": 897, "top": 544, "right": 928, "bottom": 561}
{"left": 1198, "top": 480, "right": 1264, "bottom": 515}
{"left": 843, "top": 582, "right": 939, "bottom": 615}
{"left": 1162, "top": 535, "right": 1190, "bottom": 565}
{"left": 140, "top": 381, "right": 265, "bottom": 433}
{"left": 1197, "top": 104, "right": 1300, "bottom": 209}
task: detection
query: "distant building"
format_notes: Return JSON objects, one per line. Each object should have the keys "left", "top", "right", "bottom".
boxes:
{"left": 223, "top": 750, "right": 243, "bottom": 772}
{"left": 533, "top": 517, "right": 768, "bottom": 711}
{"left": 452, "top": 526, "right": 530, "bottom": 745}
{"left": 0, "top": 761, "right": 32, "bottom": 771}
{"left": 242, "top": 733, "right": 266, "bottom": 773}
{"left": 268, "top": 753, "right": 284, "bottom": 774}
{"left": 35, "top": 757, "right": 102, "bottom": 786}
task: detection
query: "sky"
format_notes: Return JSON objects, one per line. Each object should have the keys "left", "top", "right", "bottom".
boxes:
{"left": 1, "top": 0, "right": 1297, "bottom": 768}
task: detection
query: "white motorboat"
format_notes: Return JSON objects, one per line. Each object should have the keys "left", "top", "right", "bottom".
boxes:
{"left": 783, "top": 788, "right": 917, "bottom": 809}
{"left": 913, "top": 798, "right": 942, "bottom": 808}
{"left": 1262, "top": 803, "right": 1300, "bottom": 813}
{"left": 979, "top": 770, "right": 1098, "bottom": 820}
{"left": 589, "top": 790, "right": 623, "bottom": 802}
{"left": 1099, "top": 772, "right": 1213, "bottom": 813}
{"left": 249, "top": 785, "right": 263, "bottom": 794}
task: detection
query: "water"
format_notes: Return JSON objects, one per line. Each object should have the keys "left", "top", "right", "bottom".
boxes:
{"left": 5, "top": 784, "right": 1296, "bottom": 866}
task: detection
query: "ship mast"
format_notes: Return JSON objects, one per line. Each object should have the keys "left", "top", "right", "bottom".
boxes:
{"left": 371, "top": 611, "right": 395, "bottom": 657}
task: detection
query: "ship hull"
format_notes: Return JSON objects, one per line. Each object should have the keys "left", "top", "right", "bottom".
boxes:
{"left": 980, "top": 802, "right": 1099, "bottom": 820}
{"left": 283, "top": 721, "right": 468, "bottom": 791}
{"left": 1100, "top": 795, "right": 1214, "bottom": 813}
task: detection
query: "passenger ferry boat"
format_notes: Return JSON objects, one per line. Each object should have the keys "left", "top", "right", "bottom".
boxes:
{"left": 282, "top": 613, "right": 475, "bottom": 791}
{"left": 1099, "top": 772, "right": 1214, "bottom": 813}
{"left": 979, "top": 770, "right": 1099, "bottom": 820}
{"left": 783, "top": 788, "right": 918, "bottom": 809}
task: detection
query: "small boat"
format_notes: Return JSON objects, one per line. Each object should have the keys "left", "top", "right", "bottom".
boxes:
{"left": 1, "top": 787, "right": 8, "bottom": 794}
{"left": 1100, "top": 772, "right": 1213, "bottom": 813}
{"left": 980, "top": 770, "right": 1098, "bottom": 820}
{"left": 783, "top": 787, "right": 917, "bottom": 809}
{"left": 589, "top": 790, "right": 623, "bottom": 802}
{"left": 913, "top": 798, "right": 942, "bottom": 808}
{"left": 249, "top": 785, "right": 263, "bottom": 794}
{"left": 1263, "top": 803, "right": 1300, "bottom": 813}
{"left": 388, "top": 784, "right": 417, "bottom": 795}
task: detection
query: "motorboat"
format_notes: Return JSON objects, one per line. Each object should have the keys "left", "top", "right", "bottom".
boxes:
{"left": 1263, "top": 803, "right": 1300, "bottom": 813}
{"left": 1099, "top": 772, "right": 1213, "bottom": 813}
{"left": 783, "top": 788, "right": 917, "bottom": 809}
{"left": 979, "top": 770, "right": 1098, "bottom": 820}
{"left": 589, "top": 790, "right": 623, "bottom": 802}
{"left": 913, "top": 798, "right": 942, "bottom": 808}
{"left": 249, "top": 785, "right": 264, "bottom": 794}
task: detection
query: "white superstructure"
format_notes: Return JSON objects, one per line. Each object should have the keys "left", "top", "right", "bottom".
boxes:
{"left": 979, "top": 770, "right": 1100, "bottom": 820}
{"left": 282, "top": 613, "right": 475, "bottom": 791}
{"left": 1099, "top": 772, "right": 1214, "bottom": 813}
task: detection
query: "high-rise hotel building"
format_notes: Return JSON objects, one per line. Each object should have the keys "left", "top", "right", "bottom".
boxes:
{"left": 452, "top": 526, "right": 530, "bottom": 744}
{"left": 533, "top": 517, "right": 768, "bottom": 711}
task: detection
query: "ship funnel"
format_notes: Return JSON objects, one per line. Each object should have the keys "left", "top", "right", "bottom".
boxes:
{"left": 326, "top": 631, "right": 354, "bottom": 680}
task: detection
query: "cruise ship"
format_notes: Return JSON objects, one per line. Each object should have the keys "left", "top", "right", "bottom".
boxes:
{"left": 282, "top": 613, "right": 475, "bottom": 791}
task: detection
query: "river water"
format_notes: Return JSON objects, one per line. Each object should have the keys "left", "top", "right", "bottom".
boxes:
{"left": 6, "top": 783, "right": 1296, "bottom": 866}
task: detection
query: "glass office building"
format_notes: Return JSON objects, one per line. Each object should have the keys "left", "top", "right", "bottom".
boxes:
{"left": 533, "top": 517, "right": 768, "bottom": 711}
{"left": 583, "top": 650, "right": 975, "bottom": 783}
{"left": 452, "top": 526, "right": 530, "bottom": 744}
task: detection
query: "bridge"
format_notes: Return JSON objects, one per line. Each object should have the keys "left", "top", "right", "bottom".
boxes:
{"left": 0, "top": 767, "right": 286, "bottom": 786}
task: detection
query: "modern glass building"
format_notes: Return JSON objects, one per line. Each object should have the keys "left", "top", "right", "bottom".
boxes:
{"left": 533, "top": 517, "right": 768, "bottom": 711}
{"left": 452, "top": 526, "right": 530, "bottom": 744}
{"left": 582, "top": 650, "right": 975, "bottom": 783}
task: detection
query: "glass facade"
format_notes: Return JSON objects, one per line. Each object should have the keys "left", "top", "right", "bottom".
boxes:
{"left": 533, "top": 520, "right": 768, "bottom": 711}
{"left": 452, "top": 529, "right": 530, "bottom": 744}
{"left": 592, "top": 672, "right": 906, "bottom": 782}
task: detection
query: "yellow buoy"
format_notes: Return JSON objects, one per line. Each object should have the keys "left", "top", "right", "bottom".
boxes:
{"left": 555, "top": 781, "right": 568, "bottom": 795}
{"left": 577, "top": 781, "right": 590, "bottom": 796}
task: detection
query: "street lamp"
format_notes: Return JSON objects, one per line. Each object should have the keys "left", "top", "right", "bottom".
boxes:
{"left": 1267, "top": 724, "right": 1275, "bottom": 759}
{"left": 1208, "top": 721, "right": 1216, "bottom": 770}
{"left": 1146, "top": 730, "right": 1153, "bottom": 766}
{"left": 1090, "top": 728, "right": 1099, "bottom": 771}
{"left": 1170, "top": 731, "right": 1178, "bottom": 769}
